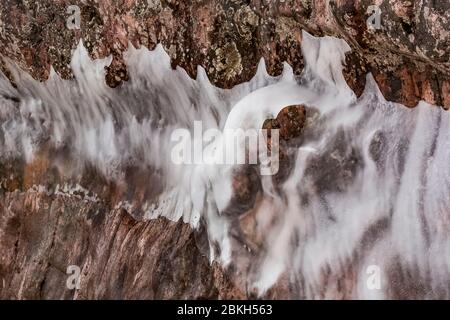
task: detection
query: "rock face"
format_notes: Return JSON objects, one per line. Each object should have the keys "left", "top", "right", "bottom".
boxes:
{"left": 0, "top": 1, "right": 449, "bottom": 300}
{"left": 0, "top": 191, "right": 244, "bottom": 299}
{"left": 0, "top": 0, "right": 449, "bottom": 107}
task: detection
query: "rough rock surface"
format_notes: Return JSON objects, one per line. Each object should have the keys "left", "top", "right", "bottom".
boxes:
{"left": 0, "top": 191, "right": 245, "bottom": 299}
{"left": 0, "top": 0, "right": 449, "bottom": 107}
{"left": 0, "top": 0, "right": 449, "bottom": 299}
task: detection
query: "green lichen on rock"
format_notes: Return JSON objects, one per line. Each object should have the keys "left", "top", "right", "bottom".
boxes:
{"left": 234, "top": 5, "right": 259, "bottom": 41}
{"left": 212, "top": 41, "right": 242, "bottom": 81}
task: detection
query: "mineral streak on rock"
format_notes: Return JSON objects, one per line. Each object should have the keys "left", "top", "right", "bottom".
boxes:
{"left": 0, "top": 0, "right": 449, "bottom": 107}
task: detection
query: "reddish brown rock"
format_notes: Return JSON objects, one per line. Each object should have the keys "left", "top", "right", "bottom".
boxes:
{"left": 0, "top": 1, "right": 448, "bottom": 107}
{"left": 263, "top": 104, "right": 307, "bottom": 183}
{"left": 0, "top": 191, "right": 233, "bottom": 299}
{"left": 1, "top": 0, "right": 450, "bottom": 300}
{"left": 275, "top": 105, "right": 306, "bottom": 140}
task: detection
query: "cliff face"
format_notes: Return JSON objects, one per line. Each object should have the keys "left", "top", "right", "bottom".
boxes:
{"left": 0, "top": 192, "right": 243, "bottom": 299}
{"left": 0, "top": 0, "right": 449, "bottom": 300}
{"left": 1, "top": 0, "right": 449, "bottom": 107}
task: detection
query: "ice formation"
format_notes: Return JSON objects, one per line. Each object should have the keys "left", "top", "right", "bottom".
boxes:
{"left": 0, "top": 31, "right": 449, "bottom": 298}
